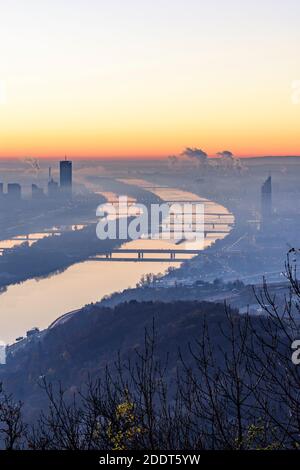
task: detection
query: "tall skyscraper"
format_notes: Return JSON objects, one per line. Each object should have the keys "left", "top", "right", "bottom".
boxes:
{"left": 48, "top": 167, "right": 59, "bottom": 198}
{"left": 60, "top": 157, "right": 72, "bottom": 196}
{"left": 261, "top": 175, "right": 272, "bottom": 230}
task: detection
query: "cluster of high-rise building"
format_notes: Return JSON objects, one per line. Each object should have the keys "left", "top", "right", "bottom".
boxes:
{"left": 0, "top": 158, "right": 73, "bottom": 203}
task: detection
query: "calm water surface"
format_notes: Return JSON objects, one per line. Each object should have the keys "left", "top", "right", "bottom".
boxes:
{"left": 0, "top": 184, "right": 233, "bottom": 343}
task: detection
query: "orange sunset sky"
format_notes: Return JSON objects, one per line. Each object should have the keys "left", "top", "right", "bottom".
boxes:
{"left": 0, "top": 0, "right": 300, "bottom": 159}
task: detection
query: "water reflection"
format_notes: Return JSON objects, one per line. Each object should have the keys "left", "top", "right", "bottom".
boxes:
{"left": 0, "top": 186, "right": 233, "bottom": 344}
{"left": 0, "top": 225, "right": 85, "bottom": 254}
{"left": 0, "top": 259, "right": 180, "bottom": 344}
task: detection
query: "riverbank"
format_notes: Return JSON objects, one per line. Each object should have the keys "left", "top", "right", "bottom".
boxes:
{"left": 0, "top": 224, "right": 125, "bottom": 291}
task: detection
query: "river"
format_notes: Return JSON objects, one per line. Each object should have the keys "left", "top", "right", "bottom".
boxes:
{"left": 0, "top": 183, "right": 233, "bottom": 344}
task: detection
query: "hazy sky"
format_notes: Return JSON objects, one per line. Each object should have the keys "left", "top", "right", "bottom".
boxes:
{"left": 0, "top": 0, "right": 299, "bottom": 158}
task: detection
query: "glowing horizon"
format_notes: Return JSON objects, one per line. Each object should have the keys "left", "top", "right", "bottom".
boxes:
{"left": 0, "top": 0, "right": 300, "bottom": 159}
